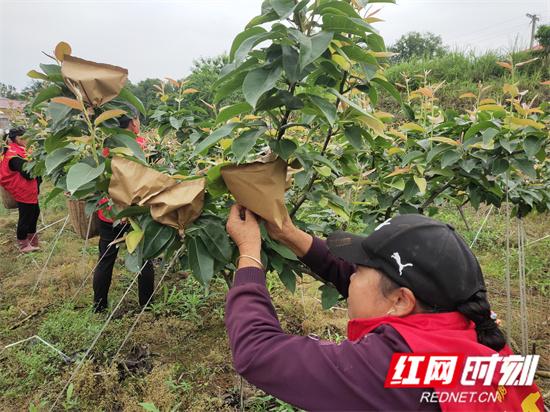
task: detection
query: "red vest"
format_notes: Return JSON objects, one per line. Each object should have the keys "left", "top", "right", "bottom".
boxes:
{"left": 0, "top": 143, "right": 38, "bottom": 204}
{"left": 348, "top": 313, "right": 544, "bottom": 412}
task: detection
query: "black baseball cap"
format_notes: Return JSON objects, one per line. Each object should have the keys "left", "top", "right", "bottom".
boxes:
{"left": 327, "top": 214, "right": 486, "bottom": 311}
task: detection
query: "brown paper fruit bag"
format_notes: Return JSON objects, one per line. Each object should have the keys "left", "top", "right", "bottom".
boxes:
{"left": 221, "top": 158, "right": 288, "bottom": 230}
{"left": 61, "top": 55, "right": 128, "bottom": 107}
{"left": 109, "top": 157, "right": 205, "bottom": 231}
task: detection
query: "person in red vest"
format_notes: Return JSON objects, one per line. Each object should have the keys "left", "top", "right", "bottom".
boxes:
{"left": 0, "top": 126, "right": 41, "bottom": 253}
{"left": 225, "top": 207, "right": 544, "bottom": 411}
{"left": 93, "top": 108, "right": 154, "bottom": 313}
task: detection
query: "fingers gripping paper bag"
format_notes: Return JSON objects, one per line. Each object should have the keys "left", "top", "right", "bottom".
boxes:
{"left": 61, "top": 55, "right": 128, "bottom": 107}
{"left": 221, "top": 158, "right": 288, "bottom": 230}
{"left": 109, "top": 157, "right": 205, "bottom": 233}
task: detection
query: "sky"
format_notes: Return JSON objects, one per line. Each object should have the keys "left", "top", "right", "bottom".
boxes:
{"left": 1, "top": 0, "right": 549, "bottom": 91}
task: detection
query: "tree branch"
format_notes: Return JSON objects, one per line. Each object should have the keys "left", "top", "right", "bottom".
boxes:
{"left": 276, "top": 83, "right": 297, "bottom": 141}
{"left": 419, "top": 181, "right": 453, "bottom": 214}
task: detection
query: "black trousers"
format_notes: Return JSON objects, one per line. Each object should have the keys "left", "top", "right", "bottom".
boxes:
{"left": 17, "top": 202, "right": 40, "bottom": 240}
{"left": 93, "top": 220, "right": 155, "bottom": 311}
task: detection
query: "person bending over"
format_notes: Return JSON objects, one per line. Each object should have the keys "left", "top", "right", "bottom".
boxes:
{"left": 225, "top": 206, "right": 543, "bottom": 411}
{"left": 0, "top": 127, "right": 41, "bottom": 253}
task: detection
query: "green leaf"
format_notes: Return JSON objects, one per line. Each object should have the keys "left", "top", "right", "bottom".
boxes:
{"left": 315, "top": 165, "right": 332, "bottom": 177}
{"left": 31, "top": 85, "right": 62, "bottom": 108}
{"left": 125, "top": 248, "right": 144, "bottom": 273}
{"left": 402, "top": 103, "right": 415, "bottom": 121}
{"left": 230, "top": 27, "right": 267, "bottom": 60}
{"left": 413, "top": 176, "right": 427, "bottom": 195}
{"left": 44, "top": 187, "right": 63, "bottom": 206}
{"left": 309, "top": 95, "right": 337, "bottom": 126}
{"left": 40, "top": 64, "right": 63, "bottom": 81}
{"left": 194, "top": 122, "right": 241, "bottom": 155}
{"left": 299, "top": 31, "right": 334, "bottom": 70}
{"left": 401, "top": 150, "right": 423, "bottom": 166}
{"left": 371, "top": 78, "right": 402, "bottom": 103}
{"left": 234, "top": 32, "right": 275, "bottom": 63}
{"left": 460, "top": 159, "right": 477, "bottom": 173}
{"left": 45, "top": 148, "right": 74, "bottom": 174}
{"left": 188, "top": 236, "right": 215, "bottom": 286}
{"left": 269, "top": 139, "right": 297, "bottom": 160}
{"left": 279, "top": 267, "right": 296, "bottom": 293}
{"left": 491, "top": 158, "right": 509, "bottom": 175}
{"left": 110, "top": 134, "right": 146, "bottom": 163}
{"left": 142, "top": 221, "right": 174, "bottom": 259}
{"left": 268, "top": 240, "right": 298, "bottom": 261}
{"left": 27, "top": 69, "right": 49, "bottom": 81}
{"left": 48, "top": 102, "right": 73, "bottom": 131}
{"left": 344, "top": 126, "right": 363, "bottom": 149}
{"left": 320, "top": 284, "right": 341, "bottom": 309}
{"left": 206, "top": 162, "right": 231, "bottom": 198}
{"left": 115, "top": 205, "right": 150, "bottom": 219}
{"left": 512, "top": 159, "right": 536, "bottom": 179}
{"left": 246, "top": 11, "right": 279, "bottom": 28}
{"left": 523, "top": 135, "right": 542, "bottom": 158}
{"left": 126, "top": 230, "right": 144, "bottom": 254}
{"left": 464, "top": 121, "right": 497, "bottom": 141}
{"left": 322, "top": 15, "right": 374, "bottom": 36}
{"left": 216, "top": 102, "right": 252, "bottom": 124}
{"left": 243, "top": 65, "right": 283, "bottom": 109}
{"left": 201, "top": 222, "right": 233, "bottom": 262}
{"left": 118, "top": 87, "right": 146, "bottom": 116}
{"left": 282, "top": 45, "right": 300, "bottom": 83}
{"left": 232, "top": 128, "right": 265, "bottom": 163}
{"left": 441, "top": 151, "right": 461, "bottom": 169}
{"left": 44, "top": 134, "right": 69, "bottom": 153}
{"left": 66, "top": 162, "right": 105, "bottom": 195}
{"left": 214, "top": 71, "right": 248, "bottom": 103}
{"left": 318, "top": 1, "right": 361, "bottom": 18}
{"left": 270, "top": 0, "right": 296, "bottom": 18}
{"left": 169, "top": 116, "right": 184, "bottom": 130}
{"left": 330, "top": 89, "right": 384, "bottom": 133}
{"left": 138, "top": 402, "right": 161, "bottom": 412}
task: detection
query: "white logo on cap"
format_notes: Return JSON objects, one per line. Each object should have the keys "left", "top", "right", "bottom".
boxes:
{"left": 391, "top": 252, "right": 413, "bottom": 276}
{"left": 375, "top": 218, "right": 392, "bottom": 231}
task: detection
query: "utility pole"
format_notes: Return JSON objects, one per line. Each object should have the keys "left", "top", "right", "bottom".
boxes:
{"left": 526, "top": 13, "right": 540, "bottom": 49}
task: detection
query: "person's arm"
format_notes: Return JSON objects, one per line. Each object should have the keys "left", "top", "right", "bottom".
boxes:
{"left": 8, "top": 157, "right": 33, "bottom": 180}
{"left": 225, "top": 267, "right": 428, "bottom": 411}
{"left": 266, "top": 217, "right": 355, "bottom": 297}
{"left": 299, "top": 236, "right": 355, "bottom": 298}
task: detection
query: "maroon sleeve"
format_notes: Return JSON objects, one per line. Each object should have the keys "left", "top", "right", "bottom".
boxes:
{"left": 225, "top": 267, "right": 437, "bottom": 411}
{"left": 299, "top": 236, "right": 355, "bottom": 298}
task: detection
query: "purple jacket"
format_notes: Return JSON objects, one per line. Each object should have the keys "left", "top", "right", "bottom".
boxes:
{"left": 225, "top": 237, "right": 439, "bottom": 411}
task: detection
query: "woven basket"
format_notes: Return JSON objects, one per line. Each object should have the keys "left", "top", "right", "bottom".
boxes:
{"left": 67, "top": 199, "right": 100, "bottom": 239}
{"left": 0, "top": 186, "right": 18, "bottom": 209}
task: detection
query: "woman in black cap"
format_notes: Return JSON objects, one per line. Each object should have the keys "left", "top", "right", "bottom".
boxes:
{"left": 0, "top": 127, "right": 41, "bottom": 253}
{"left": 224, "top": 206, "right": 544, "bottom": 411}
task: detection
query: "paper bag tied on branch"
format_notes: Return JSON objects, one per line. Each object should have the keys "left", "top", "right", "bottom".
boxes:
{"left": 221, "top": 158, "right": 288, "bottom": 230}
{"left": 61, "top": 55, "right": 128, "bottom": 107}
{"left": 109, "top": 157, "right": 205, "bottom": 232}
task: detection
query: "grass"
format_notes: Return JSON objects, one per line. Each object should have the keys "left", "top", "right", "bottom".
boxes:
{"left": 0, "top": 187, "right": 549, "bottom": 410}
{"left": 378, "top": 50, "right": 550, "bottom": 115}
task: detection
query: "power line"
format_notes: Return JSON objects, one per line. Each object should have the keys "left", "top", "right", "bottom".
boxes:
{"left": 448, "top": 19, "right": 526, "bottom": 43}
{"left": 450, "top": 22, "right": 529, "bottom": 46}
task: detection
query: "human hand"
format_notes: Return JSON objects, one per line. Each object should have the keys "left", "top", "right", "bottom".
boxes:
{"left": 226, "top": 204, "right": 261, "bottom": 258}
{"left": 265, "top": 212, "right": 313, "bottom": 258}
{"left": 264, "top": 211, "right": 297, "bottom": 243}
